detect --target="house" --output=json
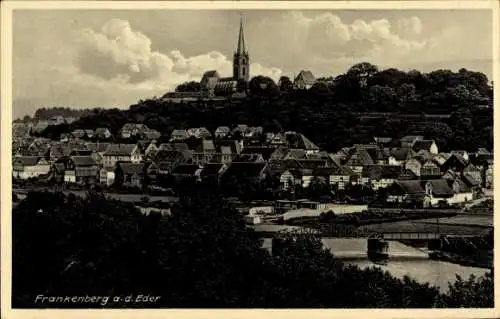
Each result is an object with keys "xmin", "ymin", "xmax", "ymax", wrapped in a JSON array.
[
  {"xmin": 94, "ymin": 128, "xmax": 112, "ymax": 140},
  {"xmin": 48, "ymin": 116, "xmax": 65, "ymax": 126},
  {"xmin": 144, "ymin": 141, "xmax": 159, "ymax": 159},
  {"xmin": 197, "ymin": 127, "xmax": 212, "ymax": 139},
  {"xmin": 484, "ymin": 160, "xmax": 493, "ymax": 188},
  {"xmin": 450, "ymin": 150, "xmax": 470, "ymax": 163},
  {"xmin": 153, "ymin": 149, "xmax": 193, "ymax": 175},
  {"xmin": 199, "ymin": 163, "xmax": 228, "ymax": 184},
  {"xmin": 60, "ymin": 133, "xmax": 71, "ymax": 143},
  {"xmin": 412, "ymin": 140, "xmax": 438, "ymax": 154},
  {"xmin": 388, "ymin": 179, "xmax": 473, "ymax": 207},
  {"xmin": 47, "ymin": 144, "xmax": 74, "ymax": 163},
  {"xmin": 84, "ymin": 130, "xmax": 95, "ymax": 139},
  {"xmin": 72, "ymin": 129, "xmax": 86, "ymax": 139},
  {"xmin": 462, "ymin": 164, "xmax": 483, "ymax": 188},
  {"xmin": 293, "ymin": 70, "xmax": 316, "ymax": 90},
  {"xmin": 243, "ymin": 126, "xmax": 264, "ymax": 138},
  {"xmin": 170, "ymin": 129, "xmax": 189, "ymax": 142},
  {"xmin": 221, "ymin": 162, "xmax": 269, "ymax": 186},
  {"xmin": 420, "ymin": 160, "xmax": 441, "ymax": 179},
  {"xmin": 241, "ymin": 146, "xmax": 278, "ymax": 162},
  {"xmin": 362, "ymin": 165, "xmax": 401, "ymax": 190},
  {"xmin": 269, "ymin": 132, "xmax": 287, "ymax": 146},
  {"xmin": 424, "ymin": 179, "xmax": 473, "ymax": 207},
  {"xmin": 215, "ymin": 126, "xmax": 231, "ymax": 139},
  {"xmin": 193, "ymin": 139, "xmax": 217, "ymax": 165},
  {"xmin": 441, "ymin": 154, "xmax": 468, "ymax": 173},
  {"xmin": 399, "ymin": 135, "xmax": 423, "ymax": 148},
  {"xmin": 285, "ymin": 132, "xmax": 320, "ymax": 155},
  {"xmin": 13, "ymin": 156, "xmax": 51, "ymax": 179},
  {"xmin": 405, "ymin": 157, "xmax": 423, "ymax": 177},
  {"xmin": 102, "ymin": 144, "xmax": 142, "ymax": 167},
  {"xmin": 32, "ymin": 121, "xmax": 49, "ymax": 134},
  {"xmin": 328, "ymin": 166, "xmax": 356, "ymax": 190},
  {"xmin": 171, "ymin": 164, "xmax": 202, "ymax": 183},
  {"xmin": 61, "ymin": 156, "xmax": 99, "ymax": 184},
  {"xmin": 142, "ymin": 130, "xmax": 161, "ymax": 140},
  {"xmin": 120, "ymin": 123, "xmax": 148, "ymax": 139},
  {"xmin": 232, "ymin": 153, "xmax": 265, "ymax": 163},
  {"xmin": 280, "ymin": 169, "xmax": 303, "ymax": 190},
  {"xmin": 99, "ymin": 167, "xmax": 116, "ymax": 186},
  {"xmin": 200, "ymin": 70, "xmax": 220, "ymax": 91},
  {"xmin": 387, "ymin": 147, "xmax": 415, "ymax": 166},
  {"xmin": 344, "ymin": 148, "xmax": 375, "ymax": 174},
  {"xmin": 387, "ymin": 180, "xmax": 426, "ymax": 206},
  {"xmin": 115, "ymin": 162, "xmax": 147, "ymax": 189}
]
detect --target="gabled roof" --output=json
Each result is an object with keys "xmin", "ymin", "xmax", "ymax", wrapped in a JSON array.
[
  {"xmin": 143, "ymin": 131, "xmax": 161, "ymax": 140},
  {"xmin": 196, "ymin": 139, "xmax": 215, "ymax": 152},
  {"xmin": 200, "ymin": 163, "xmax": 225, "ymax": 177},
  {"xmin": 13, "ymin": 156, "xmax": 42, "ymax": 166},
  {"xmin": 215, "ymin": 126, "xmax": 230, "ymax": 133},
  {"xmin": 202, "ymin": 70, "xmax": 219, "ymax": 78},
  {"xmin": 398, "ymin": 169, "xmax": 417, "ymax": 180},
  {"xmin": 345, "ymin": 148, "xmax": 375, "ymax": 166},
  {"xmin": 118, "ymin": 162, "xmax": 146, "ymax": 175},
  {"xmin": 395, "ymin": 180, "xmax": 425, "ymax": 195},
  {"xmin": 285, "ymin": 133, "xmax": 320, "ymax": 150},
  {"xmin": 373, "ymin": 137, "xmax": 393, "ymax": 144},
  {"xmin": 85, "ymin": 142, "xmax": 110, "ymax": 153},
  {"xmin": 426, "ymin": 179, "xmax": 453, "ymax": 197},
  {"xmin": 232, "ymin": 153, "xmax": 263, "ymax": 163},
  {"xmin": 284, "ymin": 149, "xmax": 307, "ymax": 160},
  {"xmin": 224, "ymin": 162, "xmax": 267, "ymax": 178},
  {"xmin": 296, "ymin": 159, "xmax": 326, "ymax": 170},
  {"xmin": 462, "ymin": 172, "xmax": 481, "ymax": 187},
  {"xmin": 390, "ymin": 147, "xmax": 414, "ymax": 161},
  {"xmin": 412, "ymin": 140, "xmax": 436, "ymax": 152},
  {"xmin": 241, "ymin": 146, "xmax": 277, "ymax": 161},
  {"xmin": 362, "ymin": 165, "xmax": 401, "ymax": 179},
  {"xmin": 282, "ymin": 169, "xmax": 304, "ymax": 179},
  {"xmin": 103, "ymin": 144, "xmax": 137, "ymax": 156},
  {"xmin": 71, "ymin": 156, "xmax": 97, "ymax": 167},
  {"xmin": 294, "ymin": 70, "xmax": 316, "ymax": 84}
]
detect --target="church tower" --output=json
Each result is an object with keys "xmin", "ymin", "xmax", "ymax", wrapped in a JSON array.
[{"xmin": 233, "ymin": 15, "xmax": 250, "ymax": 82}]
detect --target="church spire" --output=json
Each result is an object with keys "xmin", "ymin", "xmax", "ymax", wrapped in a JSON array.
[{"xmin": 237, "ymin": 14, "xmax": 246, "ymax": 55}]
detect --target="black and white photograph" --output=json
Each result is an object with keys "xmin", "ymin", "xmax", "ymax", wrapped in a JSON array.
[{"xmin": 1, "ymin": 0, "xmax": 498, "ymax": 316}]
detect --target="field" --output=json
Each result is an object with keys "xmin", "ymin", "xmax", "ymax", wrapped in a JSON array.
[{"xmin": 360, "ymin": 218, "xmax": 492, "ymax": 236}]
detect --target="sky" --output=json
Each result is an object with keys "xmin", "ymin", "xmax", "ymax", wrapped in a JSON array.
[{"xmin": 12, "ymin": 9, "xmax": 493, "ymax": 118}]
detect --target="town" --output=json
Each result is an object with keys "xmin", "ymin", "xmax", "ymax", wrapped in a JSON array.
[{"xmin": 10, "ymin": 11, "xmax": 494, "ymax": 309}]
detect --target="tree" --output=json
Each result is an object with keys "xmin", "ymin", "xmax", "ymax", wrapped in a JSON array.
[
  {"xmin": 248, "ymin": 76, "xmax": 280, "ymax": 97},
  {"xmin": 346, "ymin": 62, "xmax": 379, "ymax": 88},
  {"xmin": 278, "ymin": 76, "xmax": 293, "ymax": 92},
  {"xmin": 175, "ymin": 81, "xmax": 202, "ymax": 92}
]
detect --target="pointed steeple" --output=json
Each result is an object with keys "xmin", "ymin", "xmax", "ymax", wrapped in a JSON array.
[{"xmin": 236, "ymin": 14, "xmax": 246, "ymax": 55}]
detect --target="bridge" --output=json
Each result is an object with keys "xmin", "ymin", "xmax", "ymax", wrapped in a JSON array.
[{"xmin": 266, "ymin": 223, "xmax": 478, "ymax": 241}]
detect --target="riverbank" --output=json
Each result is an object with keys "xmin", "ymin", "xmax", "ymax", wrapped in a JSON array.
[{"xmin": 429, "ymin": 251, "xmax": 493, "ymax": 270}]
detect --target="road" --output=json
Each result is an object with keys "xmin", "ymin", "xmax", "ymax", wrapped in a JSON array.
[{"xmin": 13, "ymin": 188, "xmax": 178, "ymax": 203}]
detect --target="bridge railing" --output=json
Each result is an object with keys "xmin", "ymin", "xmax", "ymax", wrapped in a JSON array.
[{"xmin": 381, "ymin": 232, "xmax": 440, "ymax": 240}]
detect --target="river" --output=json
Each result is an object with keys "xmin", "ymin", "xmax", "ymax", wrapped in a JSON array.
[{"xmin": 262, "ymin": 237, "xmax": 489, "ymax": 293}]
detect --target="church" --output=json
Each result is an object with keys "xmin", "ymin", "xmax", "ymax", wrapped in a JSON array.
[{"xmin": 200, "ymin": 16, "xmax": 250, "ymax": 96}]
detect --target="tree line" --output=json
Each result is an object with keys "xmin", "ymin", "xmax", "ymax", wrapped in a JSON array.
[
  {"xmin": 13, "ymin": 184, "xmax": 493, "ymax": 308},
  {"xmin": 35, "ymin": 63, "xmax": 493, "ymax": 152}
]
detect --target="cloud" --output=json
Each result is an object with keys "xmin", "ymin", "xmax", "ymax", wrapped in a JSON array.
[
  {"xmin": 397, "ymin": 16, "xmax": 423, "ymax": 35},
  {"xmin": 75, "ymin": 18, "xmax": 282, "ymax": 89},
  {"xmin": 289, "ymin": 12, "xmax": 428, "ymax": 61}
]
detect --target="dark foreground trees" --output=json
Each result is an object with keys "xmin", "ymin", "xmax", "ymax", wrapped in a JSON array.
[{"xmin": 12, "ymin": 187, "xmax": 494, "ymax": 308}]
